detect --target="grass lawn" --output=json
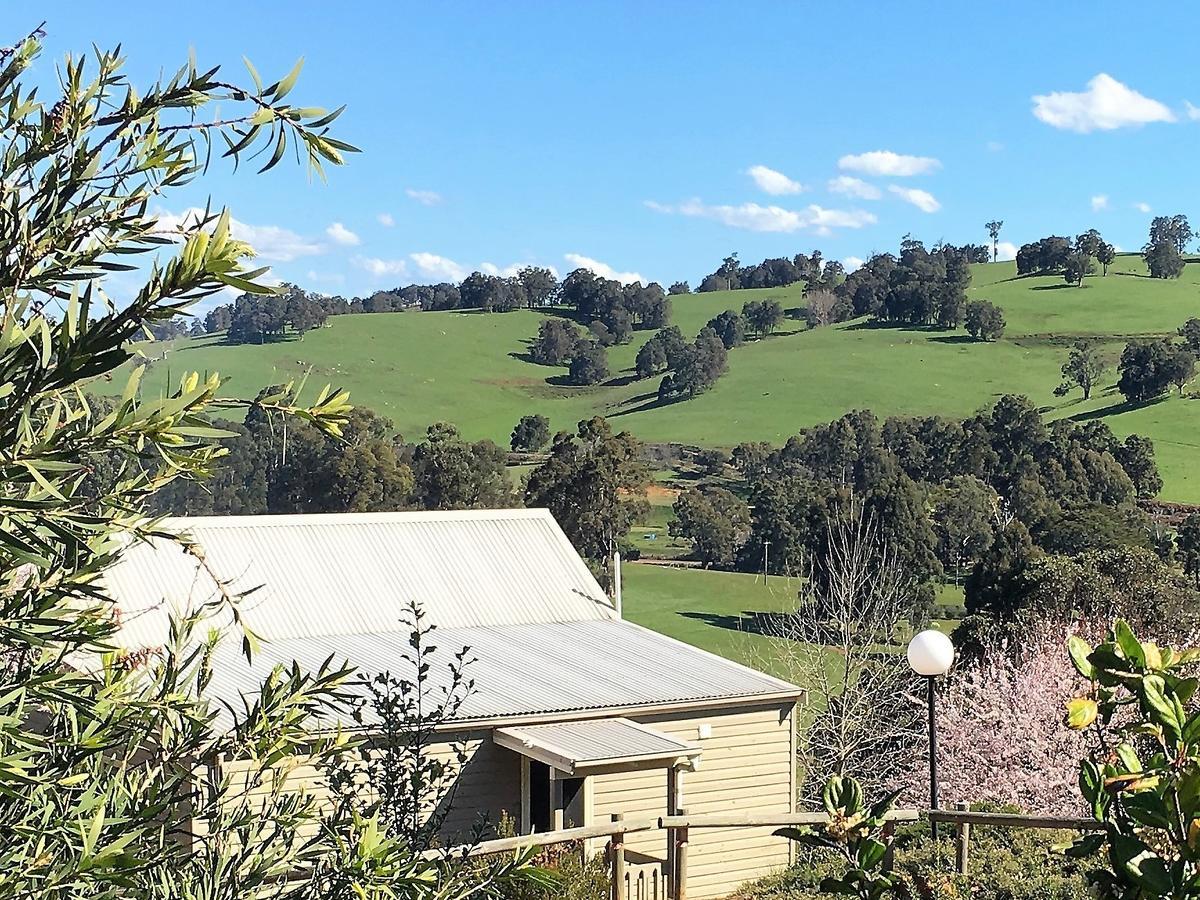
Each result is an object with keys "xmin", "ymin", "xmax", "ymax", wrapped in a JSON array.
[
  {"xmin": 109, "ymin": 254, "xmax": 1200, "ymax": 501},
  {"xmin": 621, "ymin": 562, "xmax": 965, "ymax": 680},
  {"xmin": 620, "ymin": 562, "xmax": 803, "ymax": 674}
]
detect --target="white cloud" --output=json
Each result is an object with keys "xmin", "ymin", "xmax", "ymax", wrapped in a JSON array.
[
  {"xmin": 352, "ymin": 255, "xmax": 409, "ymax": 278},
  {"xmin": 563, "ymin": 253, "xmax": 644, "ymax": 285},
  {"xmin": 887, "ymin": 185, "xmax": 940, "ymax": 213},
  {"xmin": 481, "ymin": 262, "xmax": 516, "ymax": 277},
  {"xmin": 377, "ymin": 212, "xmax": 395, "ymax": 227},
  {"xmin": 995, "ymin": 241, "xmax": 1018, "ymax": 262},
  {"xmin": 842, "ymin": 256, "xmax": 864, "ymax": 273},
  {"xmin": 1091, "ymin": 194, "xmax": 1110, "ymax": 212},
  {"xmin": 152, "ymin": 207, "xmax": 324, "ymax": 262},
  {"xmin": 325, "ymin": 221, "xmax": 360, "ymax": 246},
  {"xmin": 1187, "ymin": 101, "xmax": 1200, "ymax": 121},
  {"xmin": 1134, "ymin": 201, "xmax": 1152, "ymax": 213},
  {"xmin": 746, "ymin": 164, "xmax": 804, "ymax": 196},
  {"xmin": 827, "ymin": 176, "xmax": 882, "ymax": 200},
  {"xmin": 1032, "ymin": 73, "xmax": 1175, "ymax": 133},
  {"xmin": 838, "ymin": 150, "xmax": 941, "ymax": 177},
  {"xmin": 645, "ymin": 197, "xmax": 876, "ymax": 234},
  {"xmin": 406, "ymin": 188, "xmax": 443, "ymax": 206},
  {"xmin": 410, "ymin": 252, "xmax": 468, "ymax": 282}
]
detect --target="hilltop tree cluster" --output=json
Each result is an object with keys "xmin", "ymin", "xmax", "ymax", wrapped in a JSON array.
[
  {"xmin": 696, "ymin": 250, "xmax": 835, "ymax": 293},
  {"xmin": 1015, "ymin": 229, "xmax": 1115, "ymax": 283},
  {"xmin": 191, "ymin": 267, "xmax": 565, "ymax": 346},
  {"xmin": 1143, "ymin": 214, "xmax": 1192, "ymax": 279},
  {"xmin": 560, "ymin": 268, "xmax": 671, "ymax": 340},
  {"xmin": 834, "ymin": 237, "xmax": 974, "ymax": 328}
]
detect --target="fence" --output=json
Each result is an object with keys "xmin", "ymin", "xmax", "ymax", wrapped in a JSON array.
[
  {"xmin": 444, "ymin": 806, "xmax": 1103, "ymax": 900},
  {"xmin": 929, "ymin": 803, "xmax": 1104, "ymax": 876}
]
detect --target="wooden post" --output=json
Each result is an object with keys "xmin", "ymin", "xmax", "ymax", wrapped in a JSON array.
[
  {"xmin": 610, "ymin": 813, "xmax": 625, "ymax": 900},
  {"xmin": 881, "ymin": 819, "xmax": 895, "ymax": 873},
  {"xmin": 955, "ymin": 802, "xmax": 970, "ymax": 875},
  {"xmin": 675, "ymin": 807, "xmax": 689, "ymax": 900},
  {"xmin": 666, "ymin": 766, "xmax": 680, "ymax": 899},
  {"xmin": 551, "ymin": 773, "xmax": 565, "ymax": 831}
]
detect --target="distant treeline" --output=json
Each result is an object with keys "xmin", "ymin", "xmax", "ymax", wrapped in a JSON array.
[
  {"xmin": 694, "ymin": 242, "xmax": 991, "ymax": 295},
  {"xmin": 157, "ymin": 265, "xmax": 681, "ymax": 347}
]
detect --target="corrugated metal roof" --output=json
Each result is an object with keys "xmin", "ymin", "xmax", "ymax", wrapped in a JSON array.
[
  {"xmin": 101, "ymin": 510, "xmax": 613, "ymax": 648},
  {"xmin": 495, "ymin": 718, "xmax": 699, "ymax": 773},
  {"xmin": 203, "ymin": 619, "xmax": 801, "ymax": 729}
]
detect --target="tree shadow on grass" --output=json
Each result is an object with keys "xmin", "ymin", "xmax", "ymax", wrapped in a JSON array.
[
  {"xmin": 603, "ymin": 372, "xmax": 641, "ymax": 388},
  {"xmin": 178, "ymin": 333, "xmax": 298, "ymax": 352},
  {"xmin": 844, "ymin": 320, "xmax": 941, "ymax": 336},
  {"xmin": 609, "ymin": 393, "xmax": 681, "ymax": 418},
  {"xmin": 1031, "ymin": 283, "xmax": 1077, "ymax": 291},
  {"xmin": 927, "ymin": 334, "xmax": 977, "ymax": 345},
  {"xmin": 508, "ymin": 348, "xmax": 565, "ymax": 368},
  {"xmin": 679, "ymin": 610, "xmax": 791, "ymax": 637},
  {"xmin": 1066, "ymin": 394, "xmax": 1169, "ymax": 423}
]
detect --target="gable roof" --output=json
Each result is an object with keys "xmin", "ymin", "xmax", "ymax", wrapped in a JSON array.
[{"xmin": 102, "ymin": 509, "xmax": 613, "ymax": 649}]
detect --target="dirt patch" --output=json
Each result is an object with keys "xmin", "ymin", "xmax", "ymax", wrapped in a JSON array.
[{"xmin": 645, "ymin": 484, "xmax": 681, "ymax": 504}]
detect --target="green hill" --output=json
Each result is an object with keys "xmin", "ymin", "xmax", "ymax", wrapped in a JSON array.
[{"xmin": 120, "ymin": 254, "xmax": 1200, "ymax": 501}]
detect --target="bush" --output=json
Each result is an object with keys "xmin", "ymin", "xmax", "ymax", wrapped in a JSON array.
[
  {"xmin": 492, "ymin": 814, "xmax": 608, "ymax": 900},
  {"xmin": 735, "ymin": 817, "xmax": 1093, "ymax": 900}
]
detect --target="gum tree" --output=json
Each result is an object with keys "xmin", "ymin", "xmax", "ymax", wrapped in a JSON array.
[{"xmin": 0, "ymin": 27, "xmax": 531, "ymax": 900}]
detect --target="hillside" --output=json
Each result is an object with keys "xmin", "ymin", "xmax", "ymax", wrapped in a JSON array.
[{"xmin": 121, "ymin": 254, "xmax": 1200, "ymax": 501}]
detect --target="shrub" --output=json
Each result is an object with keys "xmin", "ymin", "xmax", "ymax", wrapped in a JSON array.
[
  {"xmin": 1066, "ymin": 621, "xmax": 1200, "ymax": 898},
  {"xmin": 739, "ymin": 814, "xmax": 1093, "ymax": 900}
]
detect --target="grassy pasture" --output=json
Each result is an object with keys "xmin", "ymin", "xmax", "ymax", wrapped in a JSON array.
[{"xmin": 116, "ymin": 255, "xmax": 1200, "ymax": 500}]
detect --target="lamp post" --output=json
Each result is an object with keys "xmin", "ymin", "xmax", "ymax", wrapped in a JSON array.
[{"xmin": 906, "ymin": 629, "xmax": 955, "ymax": 840}]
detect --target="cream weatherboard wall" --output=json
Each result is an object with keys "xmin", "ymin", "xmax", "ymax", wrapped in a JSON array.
[
  {"xmin": 596, "ymin": 703, "xmax": 797, "ymax": 899},
  {"xmin": 219, "ymin": 703, "xmax": 795, "ymax": 900},
  {"xmin": 218, "ymin": 730, "xmax": 522, "ymax": 844}
]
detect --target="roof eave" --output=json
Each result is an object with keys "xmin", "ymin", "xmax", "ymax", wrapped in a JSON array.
[{"xmin": 433, "ymin": 688, "xmax": 805, "ymax": 732}]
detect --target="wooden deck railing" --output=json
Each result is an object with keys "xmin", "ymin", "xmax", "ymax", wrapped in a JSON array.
[{"xmin": 438, "ymin": 806, "xmax": 1101, "ymax": 899}]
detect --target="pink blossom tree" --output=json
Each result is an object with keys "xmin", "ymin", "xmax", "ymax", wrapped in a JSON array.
[{"xmin": 926, "ymin": 625, "xmax": 1107, "ymax": 814}]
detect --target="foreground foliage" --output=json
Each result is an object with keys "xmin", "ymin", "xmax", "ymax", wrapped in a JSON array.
[
  {"xmin": 0, "ymin": 27, "xmax": 531, "ymax": 900},
  {"xmin": 1067, "ymin": 621, "xmax": 1200, "ymax": 898},
  {"xmin": 774, "ymin": 776, "xmax": 903, "ymax": 900}
]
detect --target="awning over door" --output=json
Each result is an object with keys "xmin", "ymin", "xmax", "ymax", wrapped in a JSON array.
[{"xmin": 495, "ymin": 717, "xmax": 701, "ymax": 776}]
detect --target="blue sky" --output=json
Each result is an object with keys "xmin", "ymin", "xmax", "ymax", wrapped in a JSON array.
[{"xmin": 25, "ymin": 2, "xmax": 1200, "ymax": 298}]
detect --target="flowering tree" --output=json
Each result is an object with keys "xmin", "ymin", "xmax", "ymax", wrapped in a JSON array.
[{"xmin": 930, "ymin": 626, "xmax": 1110, "ymax": 814}]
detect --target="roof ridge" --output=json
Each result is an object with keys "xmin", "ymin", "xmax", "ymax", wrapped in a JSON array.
[{"xmin": 158, "ymin": 508, "xmax": 555, "ymax": 528}]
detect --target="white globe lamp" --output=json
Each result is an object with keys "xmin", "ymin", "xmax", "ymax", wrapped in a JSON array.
[{"xmin": 907, "ymin": 629, "xmax": 955, "ymax": 677}]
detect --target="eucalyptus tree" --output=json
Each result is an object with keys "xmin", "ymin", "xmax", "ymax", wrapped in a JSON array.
[
  {"xmin": 985, "ymin": 219, "xmax": 1004, "ymax": 262},
  {"xmin": 0, "ymin": 27, "xmax": 531, "ymax": 900}
]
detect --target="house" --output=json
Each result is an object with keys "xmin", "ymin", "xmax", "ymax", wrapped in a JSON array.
[{"xmin": 102, "ymin": 509, "xmax": 802, "ymax": 898}]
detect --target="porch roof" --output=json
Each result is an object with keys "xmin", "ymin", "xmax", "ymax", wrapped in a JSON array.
[{"xmin": 495, "ymin": 717, "xmax": 700, "ymax": 775}]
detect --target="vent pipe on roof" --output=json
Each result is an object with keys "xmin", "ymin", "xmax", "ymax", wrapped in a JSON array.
[{"xmin": 613, "ymin": 551, "xmax": 622, "ymax": 619}]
